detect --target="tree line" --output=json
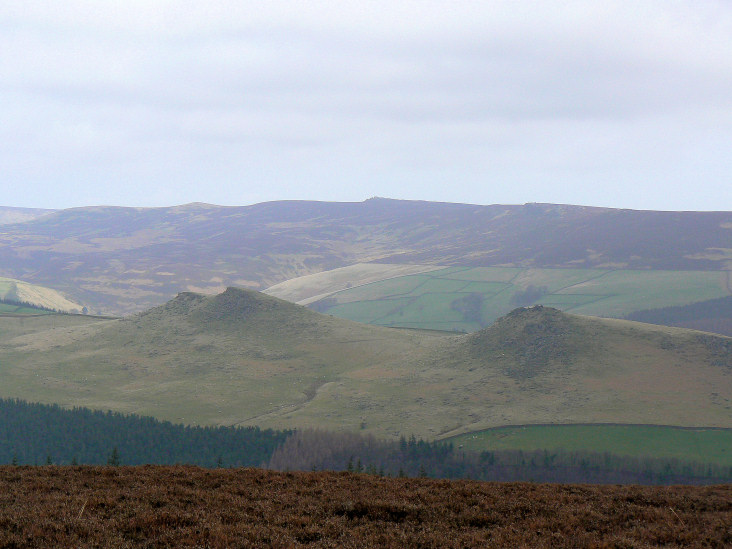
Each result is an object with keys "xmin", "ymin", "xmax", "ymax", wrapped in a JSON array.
[
  {"xmin": 3, "ymin": 399, "xmax": 730, "ymax": 484},
  {"xmin": 0, "ymin": 399, "xmax": 289, "ymax": 467},
  {"xmin": 625, "ymin": 296, "xmax": 732, "ymax": 337},
  {"xmin": 268, "ymin": 429, "xmax": 732, "ymax": 486}
]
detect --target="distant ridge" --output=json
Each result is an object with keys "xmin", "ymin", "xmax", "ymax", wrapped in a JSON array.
[
  {"xmin": 0, "ymin": 206, "xmax": 54, "ymax": 225},
  {"xmin": 0, "ymin": 199, "xmax": 729, "ymax": 315}
]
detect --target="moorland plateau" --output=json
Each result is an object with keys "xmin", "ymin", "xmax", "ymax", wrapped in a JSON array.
[{"xmin": 1, "ymin": 466, "xmax": 729, "ymax": 548}]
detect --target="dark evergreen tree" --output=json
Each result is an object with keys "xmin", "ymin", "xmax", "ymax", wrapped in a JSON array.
[
  {"xmin": 0, "ymin": 398, "xmax": 289, "ymax": 467},
  {"xmin": 107, "ymin": 446, "xmax": 120, "ymax": 466}
]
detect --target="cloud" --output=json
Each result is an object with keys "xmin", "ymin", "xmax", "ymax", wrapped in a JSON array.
[{"xmin": 1, "ymin": 1, "xmax": 731, "ymax": 209}]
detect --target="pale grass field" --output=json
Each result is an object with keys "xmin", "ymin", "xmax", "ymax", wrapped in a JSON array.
[
  {"xmin": 0, "ymin": 277, "xmax": 83, "ymax": 312},
  {"xmin": 263, "ymin": 262, "xmax": 445, "ymax": 304}
]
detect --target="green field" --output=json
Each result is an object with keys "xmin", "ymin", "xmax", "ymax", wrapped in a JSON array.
[
  {"xmin": 444, "ymin": 425, "xmax": 732, "ymax": 466},
  {"xmin": 310, "ymin": 267, "xmax": 730, "ymax": 332}
]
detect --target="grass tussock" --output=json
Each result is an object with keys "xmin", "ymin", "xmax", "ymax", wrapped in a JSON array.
[{"xmin": 0, "ymin": 466, "xmax": 729, "ymax": 548}]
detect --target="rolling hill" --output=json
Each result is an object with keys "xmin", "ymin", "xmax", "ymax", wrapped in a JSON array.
[
  {"xmin": 0, "ymin": 199, "xmax": 730, "ymax": 316},
  {"xmin": 0, "ymin": 206, "xmax": 54, "ymax": 225},
  {"xmin": 0, "ymin": 288, "xmax": 729, "ymax": 439}
]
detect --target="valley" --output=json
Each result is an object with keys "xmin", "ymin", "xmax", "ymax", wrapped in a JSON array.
[
  {"xmin": 0, "ymin": 199, "xmax": 730, "ymax": 478},
  {"xmin": 0, "ymin": 200, "xmax": 730, "ymax": 317},
  {"xmin": 5, "ymin": 4, "xmax": 732, "ymax": 541}
]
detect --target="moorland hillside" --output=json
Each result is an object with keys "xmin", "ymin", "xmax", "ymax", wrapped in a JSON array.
[
  {"xmin": 0, "ymin": 199, "xmax": 730, "ymax": 315},
  {"xmin": 1, "ymin": 466, "xmax": 729, "ymax": 548},
  {"xmin": 0, "ymin": 288, "xmax": 729, "ymax": 438}
]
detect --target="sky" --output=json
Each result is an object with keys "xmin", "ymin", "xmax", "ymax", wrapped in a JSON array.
[{"xmin": 2, "ymin": 1, "xmax": 731, "ymax": 211}]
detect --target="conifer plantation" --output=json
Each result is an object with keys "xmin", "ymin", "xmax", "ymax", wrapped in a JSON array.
[
  {"xmin": 2, "ymin": 399, "xmax": 730, "ymax": 485},
  {"xmin": 0, "ymin": 399, "xmax": 287, "ymax": 468}
]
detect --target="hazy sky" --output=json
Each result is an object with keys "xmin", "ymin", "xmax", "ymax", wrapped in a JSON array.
[{"xmin": 2, "ymin": 1, "xmax": 731, "ymax": 211}]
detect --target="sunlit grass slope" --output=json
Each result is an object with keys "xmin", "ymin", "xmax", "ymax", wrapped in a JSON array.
[
  {"xmin": 0, "ymin": 277, "xmax": 84, "ymax": 313},
  {"xmin": 299, "ymin": 266, "xmax": 730, "ymax": 332}
]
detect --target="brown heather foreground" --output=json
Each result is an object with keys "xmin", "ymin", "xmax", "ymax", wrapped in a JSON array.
[{"xmin": 0, "ymin": 466, "xmax": 730, "ymax": 548}]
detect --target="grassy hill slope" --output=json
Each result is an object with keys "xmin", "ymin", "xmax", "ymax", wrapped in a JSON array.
[
  {"xmin": 288, "ymin": 265, "xmax": 731, "ymax": 332},
  {"xmin": 263, "ymin": 263, "xmax": 445, "ymax": 304},
  {"xmin": 0, "ymin": 277, "xmax": 85, "ymax": 313},
  {"xmin": 0, "ymin": 288, "xmax": 438, "ymax": 432},
  {"xmin": 1, "ymin": 199, "xmax": 730, "ymax": 315},
  {"xmin": 0, "ymin": 289, "xmax": 729, "ymax": 438}
]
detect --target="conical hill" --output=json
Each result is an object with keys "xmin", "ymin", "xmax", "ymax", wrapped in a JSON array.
[{"xmin": 0, "ymin": 290, "xmax": 730, "ymax": 437}]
